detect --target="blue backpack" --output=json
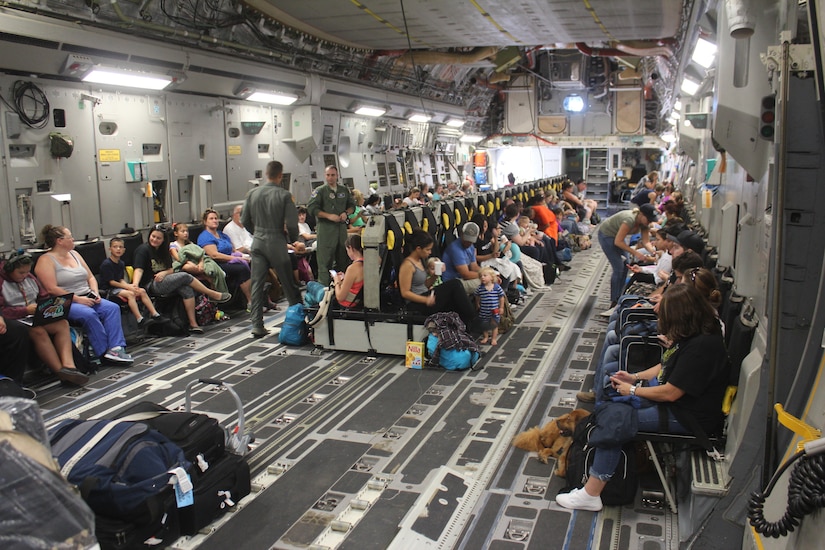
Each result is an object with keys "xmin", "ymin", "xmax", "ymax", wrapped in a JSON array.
[
  {"xmin": 426, "ymin": 333, "xmax": 479, "ymax": 371},
  {"xmin": 303, "ymin": 281, "xmax": 327, "ymax": 307},
  {"xmin": 279, "ymin": 303, "xmax": 308, "ymax": 346},
  {"xmin": 48, "ymin": 419, "xmax": 190, "ymax": 517}
]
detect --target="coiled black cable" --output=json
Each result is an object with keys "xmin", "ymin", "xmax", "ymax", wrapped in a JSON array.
[
  {"xmin": 7, "ymin": 80, "xmax": 50, "ymax": 129},
  {"xmin": 748, "ymin": 449, "xmax": 825, "ymax": 537}
]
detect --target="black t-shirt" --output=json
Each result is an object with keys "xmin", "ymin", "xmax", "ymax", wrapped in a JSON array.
[
  {"xmin": 630, "ymin": 190, "xmax": 652, "ymax": 208},
  {"xmin": 99, "ymin": 258, "xmax": 124, "ymax": 291},
  {"xmin": 133, "ymin": 243, "xmax": 170, "ymax": 288},
  {"xmin": 662, "ymin": 333, "xmax": 730, "ymax": 434},
  {"xmin": 474, "ymin": 236, "xmax": 495, "ymax": 258}
]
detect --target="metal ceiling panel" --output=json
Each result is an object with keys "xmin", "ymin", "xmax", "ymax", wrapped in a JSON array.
[{"xmin": 245, "ymin": 0, "xmax": 682, "ymax": 49}]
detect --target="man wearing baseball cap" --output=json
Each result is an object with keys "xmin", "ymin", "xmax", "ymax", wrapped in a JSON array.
[
  {"xmin": 667, "ymin": 229, "xmax": 705, "ymax": 256},
  {"xmin": 442, "ymin": 221, "xmax": 483, "ymax": 294}
]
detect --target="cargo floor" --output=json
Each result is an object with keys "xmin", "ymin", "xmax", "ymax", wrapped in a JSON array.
[{"xmin": 32, "ymin": 239, "xmax": 680, "ymax": 550}]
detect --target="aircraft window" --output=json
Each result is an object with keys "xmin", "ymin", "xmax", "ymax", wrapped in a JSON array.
[
  {"xmin": 99, "ymin": 121, "xmax": 118, "ymax": 135},
  {"xmin": 228, "ymin": 127, "xmax": 240, "ymax": 138},
  {"xmin": 258, "ymin": 144, "xmax": 270, "ymax": 153}
]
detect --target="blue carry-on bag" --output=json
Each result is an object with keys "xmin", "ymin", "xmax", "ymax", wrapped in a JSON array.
[{"xmin": 48, "ymin": 418, "xmax": 191, "ymax": 518}]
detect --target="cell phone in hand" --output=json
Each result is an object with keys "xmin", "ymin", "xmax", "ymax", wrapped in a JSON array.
[{"xmin": 329, "ymin": 270, "xmax": 337, "ymax": 279}]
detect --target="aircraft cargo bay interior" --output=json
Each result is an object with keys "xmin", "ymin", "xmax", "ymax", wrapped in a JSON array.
[{"xmin": 1, "ymin": 1, "xmax": 825, "ymax": 550}]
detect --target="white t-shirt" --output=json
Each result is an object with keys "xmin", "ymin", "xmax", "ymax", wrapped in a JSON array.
[
  {"xmin": 223, "ymin": 220, "xmax": 253, "ymax": 251},
  {"xmin": 640, "ymin": 251, "xmax": 672, "ymax": 285}
]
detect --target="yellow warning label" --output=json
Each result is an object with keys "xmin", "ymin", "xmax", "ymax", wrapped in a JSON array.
[
  {"xmin": 227, "ymin": 145, "xmax": 242, "ymax": 155},
  {"xmin": 98, "ymin": 149, "xmax": 121, "ymax": 162}
]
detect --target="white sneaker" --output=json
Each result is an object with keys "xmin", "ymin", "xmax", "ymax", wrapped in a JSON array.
[
  {"xmin": 556, "ymin": 487, "xmax": 603, "ymax": 511},
  {"xmin": 104, "ymin": 347, "xmax": 134, "ymax": 363},
  {"xmin": 599, "ymin": 306, "xmax": 616, "ymax": 318}
]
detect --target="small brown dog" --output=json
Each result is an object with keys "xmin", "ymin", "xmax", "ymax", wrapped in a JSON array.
[{"xmin": 512, "ymin": 409, "xmax": 590, "ymax": 476}]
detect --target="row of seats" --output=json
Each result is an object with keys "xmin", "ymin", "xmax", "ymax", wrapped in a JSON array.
[
  {"xmin": 598, "ymin": 204, "xmax": 761, "ymax": 541},
  {"xmin": 308, "ymin": 177, "xmax": 570, "ymax": 354}
]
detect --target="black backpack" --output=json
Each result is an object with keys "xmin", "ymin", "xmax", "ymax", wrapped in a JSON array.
[{"xmin": 561, "ymin": 414, "xmax": 638, "ymax": 506}]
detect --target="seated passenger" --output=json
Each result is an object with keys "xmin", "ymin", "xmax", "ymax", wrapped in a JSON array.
[
  {"xmin": 333, "ymin": 234, "xmax": 364, "ymax": 309},
  {"xmin": 623, "ymin": 228, "xmax": 673, "ymax": 293},
  {"xmin": 170, "ymin": 223, "xmax": 229, "ymax": 294},
  {"xmin": 197, "ymin": 208, "xmax": 252, "ymax": 308},
  {"xmin": 297, "ymin": 206, "xmax": 317, "ymax": 248},
  {"xmin": 35, "ymin": 225, "xmax": 133, "ymax": 364},
  {"xmin": 348, "ymin": 189, "xmax": 368, "ymax": 233},
  {"xmin": 133, "ymin": 227, "xmax": 231, "ymax": 334},
  {"xmin": 399, "ymin": 230, "xmax": 476, "ymax": 327},
  {"xmin": 431, "ymin": 183, "xmax": 444, "ymax": 202},
  {"xmin": 100, "ymin": 237, "xmax": 165, "ymax": 327},
  {"xmin": 580, "ymin": 250, "xmax": 710, "ymax": 404},
  {"xmin": 0, "ymin": 314, "xmax": 35, "ymax": 395},
  {"xmin": 471, "ymin": 214, "xmax": 517, "ymax": 291},
  {"xmin": 557, "ymin": 284, "xmax": 729, "ymax": 511},
  {"xmin": 525, "ymin": 194, "xmax": 558, "ymax": 245},
  {"xmin": 402, "ymin": 187, "xmax": 422, "ymax": 207},
  {"xmin": 630, "ymin": 182, "xmax": 664, "ymax": 208},
  {"xmin": 362, "ymin": 194, "xmax": 383, "ymax": 217},
  {"xmin": 561, "ymin": 180, "xmax": 588, "ymax": 223},
  {"xmin": 575, "ymin": 179, "xmax": 599, "ymax": 224},
  {"xmin": 442, "ymin": 222, "xmax": 482, "ymax": 295},
  {"xmin": 0, "ymin": 252, "xmax": 88, "ymax": 386},
  {"xmin": 223, "ymin": 204, "xmax": 253, "ymax": 254}
]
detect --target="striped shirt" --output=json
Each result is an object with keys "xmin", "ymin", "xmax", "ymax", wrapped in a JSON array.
[{"xmin": 475, "ymin": 283, "xmax": 504, "ymax": 320}]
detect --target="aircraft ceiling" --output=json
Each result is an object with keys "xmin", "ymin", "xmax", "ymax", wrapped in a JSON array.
[
  {"xmin": 2, "ymin": 1, "xmax": 706, "ymax": 137},
  {"xmin": 242, "ymin": 0, "xmax": 683, "ymax": 49}
]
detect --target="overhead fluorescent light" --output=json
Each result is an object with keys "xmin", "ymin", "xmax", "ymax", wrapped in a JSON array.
[
  {"xmin": 681, "ymin": 78, "xmax": 700, "ymax": 96},
  {"xmin": 691, "ymin": 38, "xmax": 717, "ymax": 69},
  {"xmin": 459, "ymin": 134, "xmax": 484, "ymax": 143},
  {"xmin": 354, "ymin": 105, "xmax": 387, "ymax": 117},
  {"xmin": 235, "ymin": 82, "xmax": 299, "ymax": 105},
  {"xmin": 408, "ymin": 113, "xmax": 431, "ymax": 123},
  {"xmin": 246, "ymin": 91, "xmax": 298, "ymax": 105},
  {"xmin": 446, "ymin": 118, "xmax": 465, "ymax": 127},
  {"xmin": 82, "ymin": 67, "xmax": 173, "ymax": 90}
]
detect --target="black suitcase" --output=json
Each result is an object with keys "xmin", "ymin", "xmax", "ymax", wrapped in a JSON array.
[
  {"xmin": 116, "ymin": 401, "xmax": 226, "ymax": 467},
  {"xmin": 94, "ymin": 487, "xmax": 181, "ymax": 550},
  {"xmin": 178, "ymin": 452, "xmax": 251, "ymax": 535}
]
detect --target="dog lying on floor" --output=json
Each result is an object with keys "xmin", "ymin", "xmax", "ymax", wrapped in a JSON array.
[{"xmin": 511, "ymin": 409, "xmax": 590, "ymax": 476}]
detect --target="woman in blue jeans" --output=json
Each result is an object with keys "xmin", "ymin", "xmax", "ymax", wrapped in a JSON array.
[
  {"xmin": 557, "ymin": 284, "xmax": 729, "ymax": 511},
  {"xmin": 596, "ymin": 204, "xmax": 659, "ymax": 308}
]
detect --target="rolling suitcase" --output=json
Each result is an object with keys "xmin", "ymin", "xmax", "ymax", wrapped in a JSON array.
[
  {"xmin": 178, "ymin": 452, "xmax": 251, "ymax": 535},
  {"xmin": 93, "ymin": 487, "xmax": 181, "ymax": 550},
  {"xmin": 115, "ymin": 402, "xmax": 226, "ymax": 468}
]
